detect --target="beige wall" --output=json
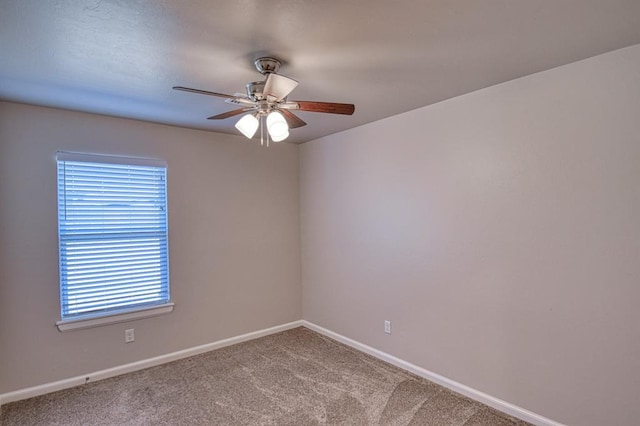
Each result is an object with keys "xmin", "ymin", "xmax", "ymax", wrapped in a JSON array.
[
  {"xmin": 300, "ymin": 45, "xmax": 640, "ymax": 426},
  {"xmin": 0, "ymin": 102, "xmax": 301, "ymax": 393},
  {"xmin": 3, "ymin": 44, "xmax": 640, "ymax": 425}
]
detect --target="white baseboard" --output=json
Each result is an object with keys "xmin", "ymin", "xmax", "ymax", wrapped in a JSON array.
[
  {"xmin": 0, "ymin": 320, "xmax": 303, "ymax": 406},
  {"xmin": 301, "ymin": 320, "xmax": 564, "ymax": 426},
  {"xmin": 1, "ymin": 319, "xmax": 564, "ymax": 426}
]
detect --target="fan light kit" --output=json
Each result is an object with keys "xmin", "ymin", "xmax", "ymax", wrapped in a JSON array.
[{"xmin": 173, "ymin": 57, "xmax": 355, "ymax": 146}]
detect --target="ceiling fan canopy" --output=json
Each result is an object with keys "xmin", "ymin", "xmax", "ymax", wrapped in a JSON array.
[{"xmin": 173, "ymin": 57, "xmax": 355, "ymax": 145}]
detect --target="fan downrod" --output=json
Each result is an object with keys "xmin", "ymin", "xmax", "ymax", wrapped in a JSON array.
[{"xmin": 254, "ymin": 57, "xmax": 281, "ymax": 75}]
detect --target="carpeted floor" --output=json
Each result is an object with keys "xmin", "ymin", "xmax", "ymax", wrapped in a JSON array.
[{"xmin": 0, "ymin": 327, "xmax": 531, "ymax": 425}]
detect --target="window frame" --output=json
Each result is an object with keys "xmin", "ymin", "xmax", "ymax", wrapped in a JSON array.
[{"xmin": 55, "ymin": 152, "xmax": 173, "ymax": 331}]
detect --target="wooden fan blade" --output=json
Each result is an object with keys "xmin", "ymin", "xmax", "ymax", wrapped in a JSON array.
[
  {"xmin": 207, "ymin": 108, "xmax": 250, "ymax": 120},
  {"xmin": 280, "ymin": 109, "xmax": 307, "ymax": 128},
  {"xmin": 173, "ymin": 86, "xmax": 235, "ymax": 99},
  {"xmin": 290, "ymin": 101, "xmax": 355, "ymax": 115},
  {"xmin": 263, "ymin": 74, "xmax": 299, "ymax": 101},
  {"xmin": 226, "ymin": 97, "xmax": 256, "ymax": 107}
]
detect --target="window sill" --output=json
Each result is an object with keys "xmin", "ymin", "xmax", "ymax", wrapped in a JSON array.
[{"xmin": 56, "ymin": 303, "xmax": 175, "ymax": 332}]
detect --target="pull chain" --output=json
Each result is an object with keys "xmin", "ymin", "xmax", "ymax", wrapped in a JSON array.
[{"xmin": 260, "ymin": 115, "xmax": 264, "ymax": 146}]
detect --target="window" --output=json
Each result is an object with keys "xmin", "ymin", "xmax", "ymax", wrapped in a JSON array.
[{"xmin": 56, "ymin": 152, "xmax": 172, "ymax": 331}]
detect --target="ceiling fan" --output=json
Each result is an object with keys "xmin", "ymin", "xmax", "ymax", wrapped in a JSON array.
[{"xmin": 173, "ymin": 57, "xmax": 355, "ymax": 145}]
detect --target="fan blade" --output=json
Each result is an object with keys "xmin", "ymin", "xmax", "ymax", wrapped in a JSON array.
[
  {"xmin": 173, "ymin": 86, "xmax": 235, "ymax": 99},
  {"xmin": 225, "ymin": 97, "xmax": 256, "ymax": 107},
  {"xmin": 263, "ymin": 74, "xmax": 299, "ymax": 101},
  {"xmin": 207, "ymin": 108, "xmax": 251, "ymax": 120},
  {"xmin": 291, "ymin": 101, "xmax": 355, "ymax": 115},
  {"xmin": 280, "ymin": 109, "xmax": 307, "ymax": 128}
]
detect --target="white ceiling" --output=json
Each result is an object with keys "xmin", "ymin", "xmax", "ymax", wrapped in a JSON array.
[{"xmin": 1, "ymin": 1, "xmax": 640, "ymax": 144}]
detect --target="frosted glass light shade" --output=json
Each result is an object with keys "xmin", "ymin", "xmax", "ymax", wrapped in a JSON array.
[
  {"xmin": 235, "ymin": 114, "xmax": 259, "ymax": 139},
  {"xmin": 267, "ymin": 111, "xmax": 289, "ymax": 141},
  {"xmin": 270, "ymin": 129, "xmax": 289, "ymax": 142}
]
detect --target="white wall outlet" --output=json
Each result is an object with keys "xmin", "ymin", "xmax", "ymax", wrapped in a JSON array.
[
  {"xmin": 125, "ymin": 328, "xmax": 135, "ymax": 343},
  {"xmin": 384, "ymin": 320, "xmax": 391, "ymax": 334}
]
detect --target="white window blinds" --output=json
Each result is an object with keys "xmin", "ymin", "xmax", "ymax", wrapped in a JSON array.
[{"xmin": 57, "ymin": 152, "xmax": 169, "ymax": 320}]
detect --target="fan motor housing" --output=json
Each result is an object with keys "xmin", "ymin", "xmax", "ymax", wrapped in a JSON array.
[{"xmin": 246, "ymin": 81, "xmax": 265, "ymax": 101}]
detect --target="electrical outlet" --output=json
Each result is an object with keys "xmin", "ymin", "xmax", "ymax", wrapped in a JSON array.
[
  {"xmin": 384, "ymin": 320, "xmax": 391, "ymax": 334},
  {"xmin": 125, "ymin": 328, "xmax": 135, "ymax": 343}
]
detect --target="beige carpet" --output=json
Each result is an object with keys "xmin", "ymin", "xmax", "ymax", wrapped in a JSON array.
[{"xmin": 0, "ymin": 327, "xmax": 531, "ymax": 425}]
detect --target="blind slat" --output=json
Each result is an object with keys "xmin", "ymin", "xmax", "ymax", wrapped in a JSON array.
[{"xmin": 62, "ymin": 279, "xmax": 168, "ymax": 295}]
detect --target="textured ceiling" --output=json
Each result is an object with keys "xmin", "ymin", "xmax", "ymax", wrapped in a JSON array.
[{"xmin": 1, "ymin": 1, "xmax": 640, "ymax": 144}]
